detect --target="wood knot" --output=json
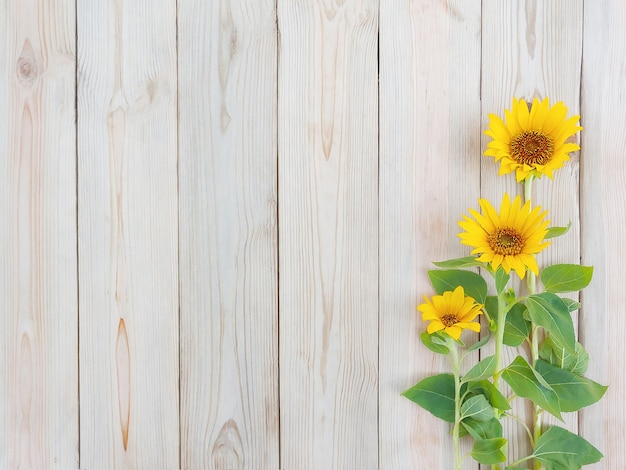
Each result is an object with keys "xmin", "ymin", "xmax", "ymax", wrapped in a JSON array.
[
  {"xmin": 212, "ymin": 419, "xmax": 244, "ymax": 468},
  {"xmin": 17, "ymin": 56, "xmax": 38, "ymax": 87}
]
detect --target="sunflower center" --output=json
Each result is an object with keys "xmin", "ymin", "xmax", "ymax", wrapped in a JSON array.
[
  {"xmin": 510, "ymin": 130, "xmax": 554, "ymax": 166},
  {"xmin": 440, "ymin": 313, "xmax": 459, "ymax": 327},
  {"xmin": 488, "ymin": 227, "xmax": 525, "ymax": 256}
]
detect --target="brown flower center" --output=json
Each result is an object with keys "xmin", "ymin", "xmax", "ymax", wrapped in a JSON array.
[
  {"xmin": 441, "ymin": 313, "xmax": 459, "ymax": 327},
  {"xmin": 488, "ymin": 227, "xmax": 524, "ymax": 256},
  {"xmin": 510, "ymin": 130, "xmax": 554, "ymax": 166}
]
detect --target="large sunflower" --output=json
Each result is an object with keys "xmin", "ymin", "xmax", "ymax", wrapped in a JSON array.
[
  {"xmin": 418, "ymin": 286, "xmax": 482, "ymax": 340},
  {"xmin": 458, "ymin": 193, "xmax": 550, "ymax": 279},
  {"xmin": 484, "ymin": 97, "xmax": 582, "ymax": 182}
]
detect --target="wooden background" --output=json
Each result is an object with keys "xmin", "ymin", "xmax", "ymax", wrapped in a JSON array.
[{"xmin": 1, "ymin": 0, "xmax": 624, "ymax": 469}]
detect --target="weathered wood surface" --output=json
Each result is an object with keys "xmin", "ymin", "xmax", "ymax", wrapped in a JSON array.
[
  {"xmin": 77, "ymin": 0, "xmax": 179, "ymax": 467},
  {"xmin": 0, "ymin": 1, "xmax": 624, "ymax": 469},
  {"xmin": 277, "ymin": 1, "xmax": 379, "ymax": 468},
  {"xmin": 178, "ymin": 0, "xmax": 279, "ymax": 468},
  {"xmin": 0, "ymin": 0, "xmax": 78, "ymax": 468},
  {"xmin": 379, "ymin": 1, "xmax": 481, "ymax": 468}
]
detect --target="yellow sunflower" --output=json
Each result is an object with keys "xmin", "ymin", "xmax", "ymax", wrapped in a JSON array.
[
  {"xmin": 458, "ymin": 193, "xmax": 550, "ymax": 279},
  {"xmin": 484, "ymin": 97, "xmax": 582, "ymax": 182},
  {"xmin": 418, "ymin": 286, "xmax": 482, "ymax": 340}
]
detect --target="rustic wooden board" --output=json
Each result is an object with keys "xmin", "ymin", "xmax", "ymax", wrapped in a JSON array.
[
  {"xmin": 177, "ymin": 0, "xmax": 279, "ymax": 468},
  {"xmin": 77, "ymin": 1, "xmax": 179, "ymax": 467},
  {"xmin": 0, "ymin": 0, "xmax": 78, "ymax": 468},
  {"xmin": 480, "ymin": 1, "xmax": 583, "ymax": 466},
  {"xmin": 379, "ymin": 1, "xmax": 482, "ymax": 468},
  {"xmin": 277, "ymin": 1, "xmax": 379, "ymax": 468},
  {"xmin": 580, "ymin": 0, "xmax": 626, "ymax": 467}
]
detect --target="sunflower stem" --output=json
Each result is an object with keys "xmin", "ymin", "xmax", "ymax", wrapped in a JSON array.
[
  {"xmin": 493, "ymin": 290, "xmax": 507, "ymax": 390},
  {"xmin": 447, "ymin": 337, "xmax": 463, "ymax": 470},
  {"xmin": 524, "ymin": 175, "xmax": 543, "ymax": 470}
]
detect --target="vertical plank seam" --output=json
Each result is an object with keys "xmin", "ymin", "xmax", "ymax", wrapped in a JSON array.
[
  {"xmin": 576, "ymin": 0, "xmax": 585, "ymax": 439},
  {"xmin": 376, "ymin": 1, "xmax": 381, "ymax": 468},
  {"xmin": 175, "ymin": 0, "xmax": 181, "ymax": 467},
  {"xmin": 478, "ymin": 3, "xmax": 484, "ymax": 468},
  {"xmin": 275, "ymin": 1, "xmax": 282, "ymax": 469},
  {"xmin": 75, "ymin": 0, "xmax": 81, "ymax": 465}
]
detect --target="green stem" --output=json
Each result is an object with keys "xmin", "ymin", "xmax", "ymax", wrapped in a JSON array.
[
  {"xmin": 448, "ymin": 338, "xmax": 462, "ymax": 470},
  {"xmin": 524, "ymin": 175, "xmax": 543, "ymax": 470},
  {"xmin": 493, "ymin": 290, "xmax": 508, "ymax": 390}
]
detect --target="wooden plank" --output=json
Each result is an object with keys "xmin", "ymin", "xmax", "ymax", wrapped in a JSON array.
[
  {"xmin": 580, "ymin": 1, "xmax": 626, "ymax": 467},
  {"xmin": 77, "ymin": 0, "xmax": 179, "ymax": 467},
  {"xmin": 177, "ymin": 1, "xmax": 279, "ymax": 468},
  {"xmin": 480, "ymin": 1, "xmax": 583, "ymax": 466},
  {"xmin": 277, "ymin": 1, "xmax": 379, "ymax": 468},
  {"xmin": 379, "ymin": 1, "xmax": 482, "ymax": 468},
  {"xmin": 0, "ymin": 0, "xmax": 78, "ymax": 468}
]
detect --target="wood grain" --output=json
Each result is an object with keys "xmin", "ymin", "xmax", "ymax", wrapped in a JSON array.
[
  {"xmin": 480, "ymin": 1, "xmax": 583, "ymax": 466},
  {"xmin": 77, "ymin": 0, "xmax": 179, "ymax": 467},
  {"xmin": 580, "ymin": 0, "xmax": 626, "ymax": 467},
  {"xmin": 0, "ymin": 0, "xmax": 78, "ymax": 468},
  {"xmin": 178, "ymin": 0, "xmax": 279, "ymax": 468},
  {"xmin": 278, "ymin": 1, "xmax": 379, "ymax": 468},
  {"xmin": 379, "ymin": 1, "xmax": 482, "ymax": 468}
]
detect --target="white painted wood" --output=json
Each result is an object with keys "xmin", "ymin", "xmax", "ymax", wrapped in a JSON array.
[
  {"xmin": 0, "ymin": 0, "xmax": 78, "ymax": 468},
  {"xmin": 580, "ymin": 0, "xmax": 626, "ymax": 467},
  {"xmin": 177, "ymin": 0, "xmax": 279, "ymax": 468},
  {"xmin": 379, "ymin": 1, "xmax": 482, "ymax": 468},
  {"xmin": 77, "ymin": 0, "xmax": 179, "ymax": 467},
  {"xmin": 278, "ymin": 1, "xmax": 379, "ymax": 468},
  {"xmin": 480, "ymin": 1, "xmax": 583, "ymax": 466}
]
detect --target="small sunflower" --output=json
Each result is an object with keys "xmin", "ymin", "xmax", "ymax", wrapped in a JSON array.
[
  {"xmin": 418, "ymin": 286, "xmax": 482, "ymax": 340},
  {"xmin": 484, "ymin": 97, "xmax": 582, "ymax": 182},
  {"xmin": 458, "ymin": 193, "xmax": 550, "ymax": 279}
]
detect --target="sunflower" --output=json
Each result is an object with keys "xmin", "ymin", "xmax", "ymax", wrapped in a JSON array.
[
  {"xmin": 418, "ymin": 286, "xmax": 482, "ymax": 340},
  {"xmin": 458, "ymin": 193, "xmax": 550, "ymax": 279},
  {"xmin": 484, "ymin": 97, "xmax": 582, "ymax": 182}
]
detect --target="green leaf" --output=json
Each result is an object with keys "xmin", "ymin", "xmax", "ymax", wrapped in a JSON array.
[
  {"xmin": 526, "ymin": 293, "xmax": 576, "ymax": 354},
  {"xmin": 462, "ymin": 417, "xmax": 503, "ymax": 440},
  {"xmin": 462, "ymin": 355, "xmax": 497, "ymax": 383},
  {"xmin": 541, "ymin": 264, "xmax": 593, "ymax": 293},
  {"xmin": 466, "ymin": 380, "xmax": 511, "ymax": 411},
  {"xmin": 501, "ymin": 356, "xmax": 562, "ymax": 421},
  {"xmin": 539, "ymin": 336, "xmax": 589, "ymax": 375},
  {"xmin": 432, "ymin": 256, "xmax": 483, "ymax": 268},
  {"xmin": 533, "ymin": 425, "xmax": 603, "ymax": 469},
  {"xmin": 503, "ymin": 303, "xmax": 531, "ymax": 347},
  {"xmin": 561, "ymin": 297, "xmax": 581, "ymax": 312},
  {"xmin": 471, "ymin": 438, "xmax": 507, "ymax": 465},
  {"xmin": 420, "ymin": 331, "xmax": 449, "ymax": 355},
  {"xmin": 461, "ymin": 394, "xmax": 495, "ymax": 421},
  {"xmin": 535, "ymin": 359, "xmax": 607, "ymax": 412},
  {"xmin": 402, "ymin": 374, "xmax": 455, "ymax": 422},
  {"xmin": 544, "ymin": 221, "xmax": 572, "ymax": 239},
  {"xmin": 495, "ymin": 269, "xmax": 510, "ymax": 294},
  {"xmin": 466, "ymin": 330, "xmax": 491, "ymax": 352},
  {"xmin": 428, "ymin": 269, "xmax": 488, "ymax": 304}
]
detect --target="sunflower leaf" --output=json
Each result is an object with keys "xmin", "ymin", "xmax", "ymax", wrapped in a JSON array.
[
  {"xmin": 535, "ymin": 359, "xmax": 607, "ymax": 412},
  {"xmin": 428, "ymin": 269, "xmax": 488, "ymax": 304},
  {"xmin": 471, "ymin": 438, "xmax": 507, "ymax": 465},
  {"xmin": 401, "ymin": 374, "xmax": 455, "ymax": 422},
  {"xmin": 462, "ymin": 355, "xmax": 497, "ymax": 383},
  {"xmin": 526, "ymin": 293, "xmax": 576, "ymax": 354},
  {"xmin": 461, "ymin": 394, "xmax": 495, "ymax": 421},
  {"xmin": 560, "ymin": 297, "xmax": 581, "ymax": 312},
  {"xmin": 533, "ymin": 426, "xmax": 603, "ymax": 469},
  {"xmin": 539, "ymin": 336, "xmax": 589, "ymax": 375},
  {"xmin": 467, "ymin": 329, "xmax": 491, "ymax": 352},
  {"xmin": 462, "ymin": 417, "xmax": 503, "ymax": 440},
  {"xmin": 432, "ymin": 256, "xmax": 484, "ymax": 268},
  {"xmin": 540, "ymin": 264, "xmax": 593, "ymax": 293},
  {"xmin": 420, "ymin": 331, "xmax": 449, "ymax": 355},
  {"xmin": 466, "ymin": 380, "xmax": 511, "ymax": 411},
  {"xmin": 501, "ymin": 356, "xmax": 562, "ymax": 421},
  {"xmin": 504, "ymin": 303, "xmax": 531, "ymax": 347},
  {"xmin": 495, "ymin": 269, "xmax": 510, "ymax": 294},
  {"xmin": 544, "ymin": 221, "xmax": 572, "ymax": 239}
]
